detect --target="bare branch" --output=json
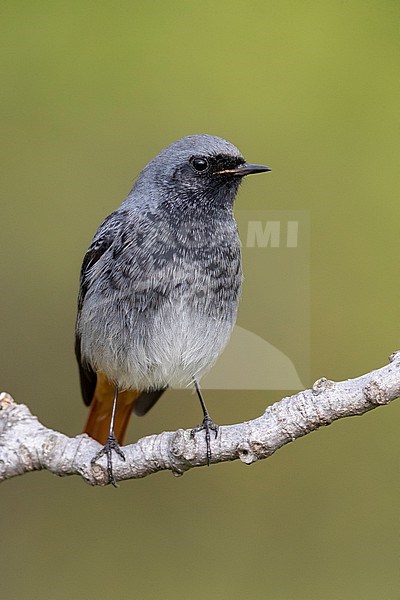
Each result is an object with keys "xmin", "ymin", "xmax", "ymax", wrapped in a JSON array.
[{"xmin": 1, "ymin": 352, "xmax": 399, "ymax": 486}]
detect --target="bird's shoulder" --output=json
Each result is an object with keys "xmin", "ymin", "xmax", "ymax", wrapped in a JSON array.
[{"xmin": 78, "ymin": 209, "xmax": 129, "ymax": 306}]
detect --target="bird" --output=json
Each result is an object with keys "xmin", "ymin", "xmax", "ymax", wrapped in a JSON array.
[{"xmin": 75, "ymin": 134, "xmax": 270, "ymax": 485}]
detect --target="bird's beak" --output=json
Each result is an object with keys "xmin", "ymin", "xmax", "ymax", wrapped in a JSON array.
[{"xmin": 214, "ymin": 163, "xmax": 271, "ymax": 177}]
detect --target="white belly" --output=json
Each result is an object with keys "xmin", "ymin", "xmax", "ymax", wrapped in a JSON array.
[{"xmin": 80, "ymin": 301, "xmax": 236, "ymax": 391}]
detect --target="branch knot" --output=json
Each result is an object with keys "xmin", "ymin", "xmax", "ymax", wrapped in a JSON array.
[
  {"xmin": 363, "ymin": 380, "xmax": 389, "ymax": 406},
  {"xmin": 312, "ymin": 377, "xmax": 334, "ymax": 395}
]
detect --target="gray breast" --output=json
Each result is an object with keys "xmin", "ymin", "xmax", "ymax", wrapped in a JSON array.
[{"xmin": 78, "ymin": 212, "xmax": 242, "ymax": 391}]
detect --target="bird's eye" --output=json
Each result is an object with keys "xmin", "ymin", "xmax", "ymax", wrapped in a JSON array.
[{"xmin": 190, "ymin": 157, "xmax": 209, "ymax": 173}]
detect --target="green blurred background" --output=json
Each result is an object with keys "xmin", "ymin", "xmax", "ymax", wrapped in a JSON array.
[{"xmin": 1, "ymin": 2, "xmax": 399, "ymax": 599}]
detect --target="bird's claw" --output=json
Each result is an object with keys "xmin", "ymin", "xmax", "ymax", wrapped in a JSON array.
[
  {"xmin": 190, "ymin": 416, "xmax": 219, "ymax": 466},
  {"xmin": 91, "ymin": 432, "xmax": 126, "ymax": 487}
]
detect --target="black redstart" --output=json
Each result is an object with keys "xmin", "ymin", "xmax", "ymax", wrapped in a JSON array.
[{"xmin": 75, "ymin": 134, "xmax": 270, "ymax": 484}]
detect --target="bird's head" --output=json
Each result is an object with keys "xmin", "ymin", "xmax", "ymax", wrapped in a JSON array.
[{"xmin": 131, "ymin": 134, "xmax": 270, "ymax": 211}]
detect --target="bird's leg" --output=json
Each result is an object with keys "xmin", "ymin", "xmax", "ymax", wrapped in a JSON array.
[
  {"xmin": 91, "ymin": 385, "xmax": 126, "ymax": 487},
  {"xmin": 190, "ymin": 379, "xmax": 218, "ymax": 465}
]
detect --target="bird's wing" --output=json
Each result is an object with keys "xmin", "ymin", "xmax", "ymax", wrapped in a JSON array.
[
  {"xmin": 75, "ymin": 212, "xmax": 123, "ymax": 406},
  {"xmin": 76, "ymin": 211, "xmax": 167, "ymax": 444}
]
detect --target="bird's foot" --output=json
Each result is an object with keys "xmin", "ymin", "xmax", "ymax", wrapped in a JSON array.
[
  {"xmin": 91, "ymin": 432, "xmax": 126, "ymax": 487},
  {"xmin": 190, "ymin": 416, "xmax": 219, "ymax": 466}
]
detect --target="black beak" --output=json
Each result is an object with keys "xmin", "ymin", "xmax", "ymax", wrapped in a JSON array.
[{"xmin": 215, "ymin": 163, "xmax": 271, "ymax": 177}]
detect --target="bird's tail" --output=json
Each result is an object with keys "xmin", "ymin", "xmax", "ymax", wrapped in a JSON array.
[
  {"xmin": 83, "ymin": 373, "xmax": 166, "ymax": 445},
  {"xmin": 84, "ymin": 386, "xmax": 141, "ymax": 446}
]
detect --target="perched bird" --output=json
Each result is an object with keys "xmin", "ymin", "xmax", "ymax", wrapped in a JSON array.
[{"xmin": 75, "ymin": 134, "xmax": 270, "ymax": 484}]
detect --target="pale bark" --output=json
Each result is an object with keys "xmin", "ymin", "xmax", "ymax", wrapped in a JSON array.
[{"xmin": 1, "ymin": 352, "xmax": 399, "ymax": 486}]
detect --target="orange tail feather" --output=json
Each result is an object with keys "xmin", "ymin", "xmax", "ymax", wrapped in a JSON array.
[{"xmin": 84, "ymin": 373, "xmax": 140, "ymax": 445}]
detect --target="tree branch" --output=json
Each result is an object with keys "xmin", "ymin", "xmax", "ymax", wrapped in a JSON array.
[{"xmin": 1, "ymin": 352, "xmax": 399, "ymax": 486}]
